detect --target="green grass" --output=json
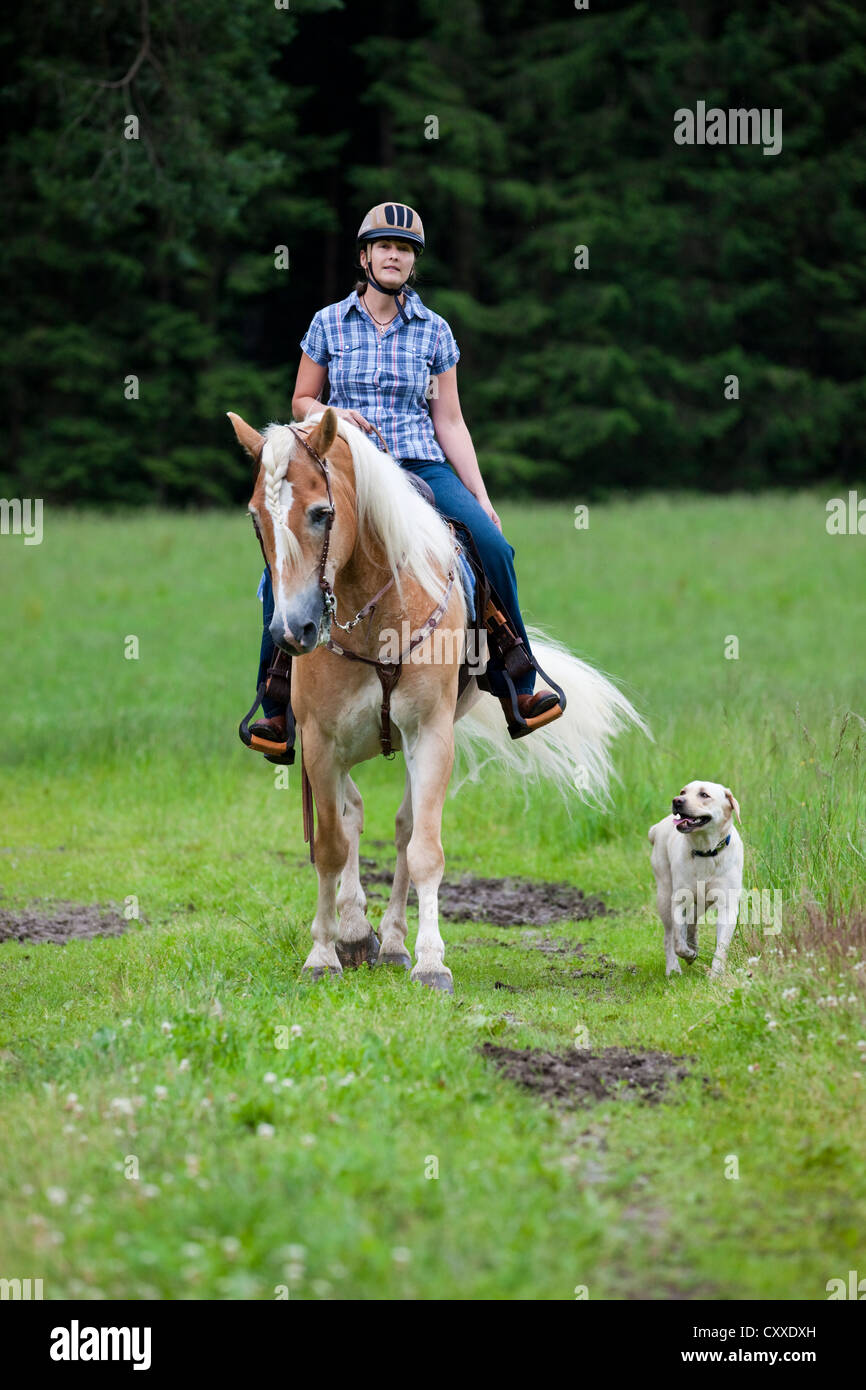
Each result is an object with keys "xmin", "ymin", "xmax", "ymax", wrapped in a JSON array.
[{"xmin": 0, "ymin": 490, "xmax": 864, "ymax": 1300}]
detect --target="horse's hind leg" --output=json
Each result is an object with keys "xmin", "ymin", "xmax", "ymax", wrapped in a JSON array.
[
  {"xmin": 335, "ymin": 774, "xmax": 379, "ymax": 970},
  {"xmin": 377, "ymin": 766, "xmax": 413, "ymax": 969}
]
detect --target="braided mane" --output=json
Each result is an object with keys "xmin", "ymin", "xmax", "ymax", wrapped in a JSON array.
[{"xmin": 260, "ymin": 433, "xmax": 303, "ymax": 569}]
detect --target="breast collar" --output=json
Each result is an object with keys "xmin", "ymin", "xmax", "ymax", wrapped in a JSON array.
[{"xmin": 692, "ymin": 832, "xmax": 732, "ymax": 858}]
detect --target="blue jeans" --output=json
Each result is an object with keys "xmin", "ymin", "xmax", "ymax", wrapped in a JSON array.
[
  {"xmin": 255, "ymin": 458, "xmax": 536, "ymax": 713},
  {"xmin": 397, "ymin": 458, "xmax": 536, "ymax": 696}
]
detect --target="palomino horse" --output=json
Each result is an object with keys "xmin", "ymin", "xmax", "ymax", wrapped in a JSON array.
[{"xmin": 229, "ymin": 407, "xmax": 648, "ymax": 993}]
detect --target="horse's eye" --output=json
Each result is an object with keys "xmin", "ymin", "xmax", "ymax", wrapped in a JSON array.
[{"xmin": 309, "ymin": 506, "xmax": 332, "ymax": 526}]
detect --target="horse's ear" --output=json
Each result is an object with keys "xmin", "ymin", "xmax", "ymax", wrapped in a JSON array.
[
  {"xmin": 306, "ymin": 407, "xmax": 339, "ymax": 458},
  {"xmin": 227, "ymin": 412, "xmax": 264, "ymax": 463}
]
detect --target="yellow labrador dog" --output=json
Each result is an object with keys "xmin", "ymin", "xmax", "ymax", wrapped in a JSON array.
[{"xmin": 648, "ymin": 780, "xmax": 743, "ymax": 978}]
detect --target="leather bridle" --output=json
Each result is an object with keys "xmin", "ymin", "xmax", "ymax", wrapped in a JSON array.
[{"xmin": 286, "ymin": 423, "xmax": 398, "ymax": 648}]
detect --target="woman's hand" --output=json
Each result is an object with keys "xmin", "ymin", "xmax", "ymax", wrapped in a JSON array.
[
  {"xmin": 477, "ymin": 494, "xmax": 503, "ymax": 533},
  {"xmin": 332, "ymin": 407, "xmax": 374, "ymax": 433}
]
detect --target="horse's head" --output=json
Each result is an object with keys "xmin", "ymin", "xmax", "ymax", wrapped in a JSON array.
[{"xmin": 228, "ymin": 407, "xmax": 356, "ymax": 655}]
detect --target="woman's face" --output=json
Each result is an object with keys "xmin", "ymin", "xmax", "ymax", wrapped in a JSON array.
[{"xmin": 362, "ymin": 237, "xmax": 416, "ymax": 288}]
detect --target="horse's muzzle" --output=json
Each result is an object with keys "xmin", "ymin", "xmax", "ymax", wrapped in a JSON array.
[{"xmin": 270, "ymin": 590, "xmax": 324, "ymax": 655}]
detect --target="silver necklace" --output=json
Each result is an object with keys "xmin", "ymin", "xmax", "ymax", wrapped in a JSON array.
[{"xmin": 363, "ymin": 299, "xmax": 398, "ymax": 334}]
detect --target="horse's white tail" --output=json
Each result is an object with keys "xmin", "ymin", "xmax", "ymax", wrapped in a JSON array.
[{"xmin": 451, "ymin": 624, "xmax": 651, "ymax": 811}]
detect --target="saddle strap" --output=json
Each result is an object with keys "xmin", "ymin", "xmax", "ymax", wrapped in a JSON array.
[
  {"xmin": 483, "ymin": 598, "xmax": 535, "ymax": 682},
  {"xmin": 265, "ymin": 648, "xmax": 293, "ymax": 707},
  {"xmin": 374, "ymin": 661, "xmax": 403, "ymax": 758}
]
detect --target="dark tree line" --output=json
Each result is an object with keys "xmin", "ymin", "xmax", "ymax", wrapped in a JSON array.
[{"xmin": 2, "ymin": 0, "xmax": 864, "ymax": 504}]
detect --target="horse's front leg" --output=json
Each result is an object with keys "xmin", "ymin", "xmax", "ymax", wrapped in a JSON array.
[
  {"xmin": 377, "ymin": 766, "xmax": 413, "ymax": 969},
  {"xmin": 335, "ymin": 774, "xmax": 379, "ymax": 970},
  {"xmin": 300, "ymin": 732, "xmax": 348, "ymax": 981},
  {"xmin": 403, "ymin": 709, "xmax": 455, "ymax": 994}
]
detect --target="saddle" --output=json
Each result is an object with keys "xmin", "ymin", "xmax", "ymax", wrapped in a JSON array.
[
  {"xmin": 238, "ymin": 471, "xmax": 565, "ymax": 767},
  {"xmin": 407, "ymin": 474, "xmax": 564, "ymax": 729}
]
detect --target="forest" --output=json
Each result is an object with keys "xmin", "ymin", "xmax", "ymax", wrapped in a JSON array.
[{"xmin": 2, "ymin": 0, "xmax": 864, "ymax": 503}]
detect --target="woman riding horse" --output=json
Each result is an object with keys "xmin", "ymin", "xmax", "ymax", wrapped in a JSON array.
[{"xmin": 246, "ymin": 200, "xmax": 563, "ymax": 750}]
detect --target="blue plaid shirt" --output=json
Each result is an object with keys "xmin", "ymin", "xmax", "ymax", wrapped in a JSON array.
[{"xmin": 299, "ymin": 288, "xmax": 460, "ymax": 462}]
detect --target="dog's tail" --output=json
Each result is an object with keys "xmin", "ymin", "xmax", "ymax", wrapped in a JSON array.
[{"xmin": 452, "ymin": 624, "xmax": 650, "ymax": 810}]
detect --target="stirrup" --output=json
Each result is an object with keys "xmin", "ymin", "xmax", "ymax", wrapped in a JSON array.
[
  {"xmin": 499, "ymin": 675, "xmax": 565, "ymax": 739},
  {"xmin": 482, "ymin": 597, "xmax": 567, "ymax": 740},
  {"xmin": 239, "ymin": 682, "xmax": 296, "ymax": 766}
]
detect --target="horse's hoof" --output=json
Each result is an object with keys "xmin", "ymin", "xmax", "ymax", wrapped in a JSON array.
[
  {"xmin": 336, "ymin": 931, "xmax": 380, "ymax": 971},
  {"xmin": 411, "ymin": 970, "xmax": 454, "ymax": 994},
  {"xmin": 303, "ymin": 965, "xmax": 343, "ymax": 983},
  {"xmin": 377, "ymin": 951, "xmax": 411, "ymax": 970}
]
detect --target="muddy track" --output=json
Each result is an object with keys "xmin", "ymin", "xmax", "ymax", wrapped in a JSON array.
[
  {"xmin": 359, "ymin": 864, "xmax": 611, "ymax": 927},
  {"xmin": 481, "ymin": 1043, "xmax": 695, "ymax": 1107},
  {"xmin": 0, "ymin": 900, "xmax": 132, "ymax": 945}
]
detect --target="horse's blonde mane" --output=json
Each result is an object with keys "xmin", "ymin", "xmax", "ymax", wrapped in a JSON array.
[{"xmin": 261, "ymin": 412, "xmax": 466, "ymax": 623}]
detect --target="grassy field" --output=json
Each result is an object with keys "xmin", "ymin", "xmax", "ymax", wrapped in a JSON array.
[{"xmin": 0, "ymin": 490, "xmax": 864, "ymax": 1300}]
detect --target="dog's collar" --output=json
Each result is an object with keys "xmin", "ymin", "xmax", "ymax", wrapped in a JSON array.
[{"xmin": 692, "ymin": 832, "xmax": 731, "ymax": 858}]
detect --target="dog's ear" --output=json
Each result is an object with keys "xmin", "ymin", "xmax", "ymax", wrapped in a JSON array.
[{"xmin": 725, "ymin": 789, "xmax": 741, "ymax": 823}]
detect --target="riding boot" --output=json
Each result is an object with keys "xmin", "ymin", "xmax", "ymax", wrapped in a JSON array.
[{"xmin": 482, "ymin": 596, "xmax": 565, "ymax": 739}]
